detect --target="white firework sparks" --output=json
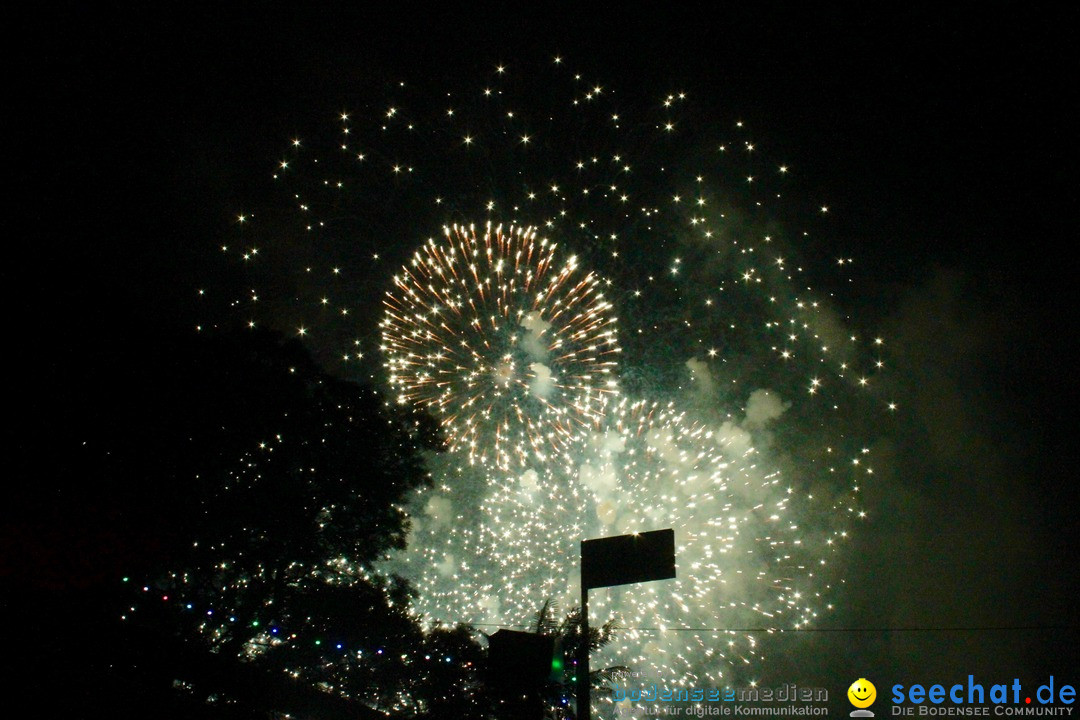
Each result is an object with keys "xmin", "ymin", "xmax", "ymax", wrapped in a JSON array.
[
  {"xmin": 381, "ymin": 222, "xmax": 619, "ymax": 470},
  {"xmin": 397, "ymin": 393, "xmax": 863, "ymax": 686},
  {"xmin": 220, "ymin": 57, "xmax": 887, "ymax": 687}
]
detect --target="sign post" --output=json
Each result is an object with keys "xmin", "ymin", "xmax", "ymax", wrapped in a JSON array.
[{"xmin": 577, "ymin": 529, "xmax": 676, "ymax": 720}]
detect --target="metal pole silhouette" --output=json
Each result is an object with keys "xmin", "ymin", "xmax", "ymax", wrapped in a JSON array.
[
  {"xmin": 577, "ymin": 529, "xmax": 676, "ymax": 720},
  {"xmin": 578, "ymin": 578, "xmax": 590, "ymax": 720}
]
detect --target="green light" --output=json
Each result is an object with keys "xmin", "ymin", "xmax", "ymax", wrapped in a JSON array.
[
  {"xmin": 252, "ymin": 620, "xmax": 259, "ymax": 627},
  {"xmin": 552, "ymin": 657, "xmax": 564, "ymax": 672},
  {"xmin": 315, "ymin": 639, "xmax": 321, "ymax": 646}
]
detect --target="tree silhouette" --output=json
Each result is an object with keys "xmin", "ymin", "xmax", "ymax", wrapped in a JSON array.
[
  {"xmin": 120, "ymin": 329, "xmax": 490, "ymax": 717},
  {"xmin": 533, "ymin": 600, "xmax": 626, "ymax": 720}
]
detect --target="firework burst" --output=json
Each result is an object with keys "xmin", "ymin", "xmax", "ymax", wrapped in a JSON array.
[
  {"xmin": 398, "ymin": 392, "xmax": 861, "ymax": 686},
  {"xmin": 216, "ymin": 57, "xmax": 888, "ymax": 687},
  {"xmin": 381, "ymin": 222, "xmax": 619, "ymax": 469}
]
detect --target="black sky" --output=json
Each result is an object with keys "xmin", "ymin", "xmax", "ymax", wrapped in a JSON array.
[{"xmin": 10, "ymin": 0, "xmax": 1079, "ymax": 698}]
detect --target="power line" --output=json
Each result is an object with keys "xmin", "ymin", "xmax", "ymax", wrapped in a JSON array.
[{"xmin": 458, "ymin": 623, "xmax": 1075, "ymax": 634}]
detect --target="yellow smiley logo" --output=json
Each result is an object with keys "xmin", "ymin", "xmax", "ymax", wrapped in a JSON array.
[{"xmin": 848, "ymin": 678, "xmax": 877, "ymax": 708}]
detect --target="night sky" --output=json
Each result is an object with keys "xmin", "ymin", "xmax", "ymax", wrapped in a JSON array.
[{"xmin": 9, "ymin": 3, "xmax": 1079, "ymax": 714}]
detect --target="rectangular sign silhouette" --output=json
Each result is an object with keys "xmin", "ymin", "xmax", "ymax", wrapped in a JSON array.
[{"xmin": 581, "ymin": 529, "xmax": 676, "ymax": 590}]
